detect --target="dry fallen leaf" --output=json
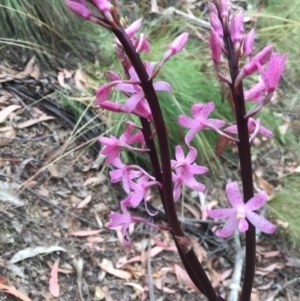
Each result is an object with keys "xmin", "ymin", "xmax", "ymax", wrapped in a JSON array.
[
  {"xmin": 74, "ymin": 69, "xmax": 88, "ymax": 91},
  {"xmin": 0, "ymin": 105, "xmax": 21, "ymax": 123},
  {"xmin": 94, "ymin": 286, "xmax": 106, "ymax": 300},
  {"xmin": 83, "ymin": 176, "xmax": 106, "ymax": 187},
  {"xmin": 16, "ymin": 115, "xmax": 56, "ymax": 129},
  {"xmin": 0, "ymin": 180, "xmax": 24, "ymax": 206},
  {"xmin": 9, "ymin": 246, "xmax": 66, "ymax": 264},
  {"xmin": 174, "ymin": 264, "xmax": 200, "ymax": 293},
  {"xmin": 70, "ymin": 229, "xmax": 103, "ymax": 237},
  {"xmin": 23, "ymin": 56, "xmax": 36, "ymax": 75},
  {"xmin": 0, "ymin": 282, "xmax": 33, "ymax": 301},
  {"xmin": 48, "ymin": 165, "xmax": 65, "ymax": 179},
  {"xmin": 98, "ymin": 258, "xmax": 131, "ymax": 280},
  {"xmin": 49, "ymin": 260, "xmax": 59, "ymax": 297},
  {"xmin": 0, "ymin": 126, "xmax": 16, "ymax": 146},
  {"xmin": 77, "ymin": 194, "xmax": 92, "ymax": 209}
]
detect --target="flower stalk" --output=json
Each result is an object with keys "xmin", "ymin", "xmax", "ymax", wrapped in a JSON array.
[{"xmin": 66, "ymin": 1, "xmax": 286, "ymax": 300}]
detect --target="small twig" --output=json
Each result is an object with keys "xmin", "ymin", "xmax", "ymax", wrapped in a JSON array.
[
  {"xmin": 162, "ymin": 7, "xmax": 211, "ymax": 29},
  {"xmin": 147, "ymin": 233, "xmax": 155, "ymax": 301},
  {"xmin": 228, "ymin": 231, "xmax": 245, "ymax": 301},
  {"xmin": 0, "ymin": 134, "xmax": 54, "ymax": 142},
  {"xmin": 6, "ymin": 87, "xmax": 36, "ymax": 120},
  {"xmin": 150, "ymin": 0, "xmax": 159, "ymax": 13},
  {"xmin": 265, "ymin": 277, "xmax": 300, "ymax": 301}
]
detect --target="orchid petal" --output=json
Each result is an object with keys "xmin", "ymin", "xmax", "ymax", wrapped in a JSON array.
[
  {"xmin": 245, "ymin": 191, "xmax": 268, "ymax": 211},
  {"xmin": 226, "ymin": 182, "xmax": 244, "ymax": 207},
  {"xmin": 125, "ymin": 18, "xmax": 142, "ymax": 38},
  {"xmin": 206, "ymin": 207, "xmax": 236, "ymax": 219},
  {"xmin": 200, "ymin": 102, "xmax": 215, "ymax": 120},
  {"xmin": 153, "ymin": 81, "xmax": 172, "ymax": 92},
  {"xmin": 245, "ymin": 211, "xmax": 276, "ymax": 234},
  {"xmin": 175, "ymin": 145, "xmax": 185, "ymax": 161},
  {"xmin": 191, "ymin": 103, "xmax": 205, "ymax": 120},
  {"xmin": 124, "ymin": 93, "xmax": 143, "ymax": 113},
  {"xmin": 185, "ymin": 147, "xmax": 197, "ymax": 164},
  {"xmin": 216, "ymin": 215, "xmax": 239, "ymax": 238},
  {"xmin": 178, "ymin": 115, "xmax": 197, "ymax": 129},
  {"xmin": 238, "ymin": 218, "xmax": 249, "ymax": 232}
]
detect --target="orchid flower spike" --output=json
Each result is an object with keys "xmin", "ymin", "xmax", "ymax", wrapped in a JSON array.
[
  {"xmin": 207, "ymin": 182, "xmax": 276, "ymax": 238},
  {"xmin": 159, "ymin": 33, "xmax": 189, "ymax": 69}
]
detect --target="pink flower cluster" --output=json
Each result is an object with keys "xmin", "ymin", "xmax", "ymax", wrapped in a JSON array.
[
  {"xmin": 65, "ymin": 0, "xmax": 281, "ymax": 245},
  {"xmin": 208, "ymin": 0, "xmax": 287, "ymax": 118}
]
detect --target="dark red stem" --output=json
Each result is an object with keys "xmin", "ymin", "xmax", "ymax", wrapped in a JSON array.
[
  {"xmin": 112, "ymin": 25, "xmax": 223, "ymax": 301},
  {"xmin": 223, "ymin": 27, "xmax": 255, "ymax": 301}
]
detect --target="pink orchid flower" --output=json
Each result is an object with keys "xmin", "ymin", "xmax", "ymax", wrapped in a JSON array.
[
  {"xmin": 224, "ymin": 118, "xmax": 273, "ymax": 139},
  {"xmin": 122, "ymin": 175, "xmax": 162, "ymax": 215},
  {"xmin": 114, "ymin": 62, "xmax": 171, "ymax": 118},
  {"xmin": 171, "ymin": 146, "xmax": 208, "ymax": 200},
  {"xmin": 109, "ymin": 157, "xmax": 143, "ymax": 194},
  {"xmin": 235, "ymin": 45, "xmax": 273, "ymax": 87},
  {"xmin": 107, "ymin": 205, "xmax": 159, "ymax": 246},
  {"xmin": 207, "ymin": 182, "xmax": 276, "ymax": 238},
  {"xmin": 257, "ymin": 52, "xmax": 288, "ymax": 93},
  {"xmin": 99, "ymin": 124, "xmax": 147, "ymax": 165},
  {"xmin": 178, "ymin": 102, "xmax": 226, "ymax": 146}
]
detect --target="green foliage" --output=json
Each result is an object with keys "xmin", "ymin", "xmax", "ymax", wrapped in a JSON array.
[
  {"xmin": 270, "ymin": 182, "xmax": 300, "ymax": 247},
  {"xmin": 0, "ymin": 0, "xmax": 97, "ymax": 67}
]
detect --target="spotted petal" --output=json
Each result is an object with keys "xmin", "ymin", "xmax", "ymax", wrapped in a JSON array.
[
  {"xmin": 226, "ymin": 182, "xmax": 244, "ymax": 207},
  {"xmin": 216, "ymin": 215, "xmax": 239, "ymax": 238},
  {"xmin": 245, "ymin": 210, "xmax": 276, "ymax": 234}
]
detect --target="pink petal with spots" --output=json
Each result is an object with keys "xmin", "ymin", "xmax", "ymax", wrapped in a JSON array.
[
  {"xmin": 245, "ymin": 191, "xmax": 268, "ymax": 211},
  {"xmin": 245, "ymin": 211, "xmax": 276, "ymax": 234},
  {"xmin": 226, "ymin": 182, "xmax": 244, "ymax": 207}
]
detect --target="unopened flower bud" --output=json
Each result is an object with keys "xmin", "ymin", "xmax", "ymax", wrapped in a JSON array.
[
  {"xmin": 87, "ymin": 0, "xmax": 118, "ymax": 28},
  {"xmin": 231, "ymin": 10, "xmax": 244, "ymax": 45},
  {"xmin": 210, "ymin": 28, "xmax": 222, "ymax": 63},
  {"xmin": 159, "ymin": 32, "xmax": 189, "ymax": 68},
  {"xmin": 125, "ymin": 18, "xmax": 142, "ymax": 38},
  {"xmin": 207, "ymin": 1, "xmax": 218, "ymax": 15},
  {"xmin": 218, "ymin": 0, "xmax": 230, "ymax": 19},
  {"xmin": 243, "ymin": 29, "xmax": 255, "ymax": 57},
  {"xmin": 235, "ymin": 45, "xmax": 273, "ymax": 87},
  {"xmin": 210, "ymin": 13, "xmax": 224, "ymax": 37},
  {"xmin": 65, "ymin": 0, "xmax": 93, "ymax": 20}
]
